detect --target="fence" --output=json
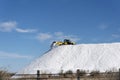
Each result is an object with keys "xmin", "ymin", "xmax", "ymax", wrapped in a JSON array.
[{"xmin": 11, "ymin": 69, "xmax": 120, "ymax": 80}]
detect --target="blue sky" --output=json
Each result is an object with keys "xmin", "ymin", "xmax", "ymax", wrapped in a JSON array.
[{"xmin": 0, "ymin": 0, "xmax": 120, "ymax": 72}]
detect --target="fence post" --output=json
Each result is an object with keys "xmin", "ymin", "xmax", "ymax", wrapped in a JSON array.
[
  {"xmin": 37, "ymin": 70, "xmax": 40, "ymax": 80},
  {"xmin": 77, "ymin": 69, "xmax": 80, "ymax": 80},
  {"xmin": 119, "ymin": 68, "xmax": 120, "ymax": 80}
]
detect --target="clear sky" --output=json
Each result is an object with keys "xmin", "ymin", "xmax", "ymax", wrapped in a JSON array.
[{"xmin": 0, "ymin": 0, "xmax": 120, "ymax": 72}]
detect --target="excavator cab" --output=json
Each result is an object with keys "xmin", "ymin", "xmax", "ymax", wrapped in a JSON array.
[{"xmin": 64, "ymin": 39, "xmax": 75, "ymax": 45}]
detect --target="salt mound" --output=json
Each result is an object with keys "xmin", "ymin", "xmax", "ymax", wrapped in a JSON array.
[{"xmin": 16, "ymin": 43, "xmax": 120, "ymax": 74}]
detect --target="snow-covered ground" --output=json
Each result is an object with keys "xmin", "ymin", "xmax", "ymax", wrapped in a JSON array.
[{"xmin": 16, "ymin": 43, "xmax": 120, "ymax": 74}]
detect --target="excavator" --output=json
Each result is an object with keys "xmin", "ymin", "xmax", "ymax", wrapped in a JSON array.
[{"xmin": 51, "ymin": 39, "xmax": 75, "ymax": 48}]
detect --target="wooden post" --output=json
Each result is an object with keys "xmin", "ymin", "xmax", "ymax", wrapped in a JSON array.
[
  {"xmin": 37, "ymin": 70, "xmax": 40, "ymax": 80},
  {"xmin": 77, "ymin": 69, "xmax": 80, "ymax": 80},
  {"xmin": 119, "ymin": 69, "xmax": 120, "ymax": 80}
]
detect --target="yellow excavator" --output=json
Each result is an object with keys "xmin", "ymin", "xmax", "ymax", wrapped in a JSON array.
[{"xmin": 51, "ymin": 39, "xmax": 75, "ymax": 48}]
